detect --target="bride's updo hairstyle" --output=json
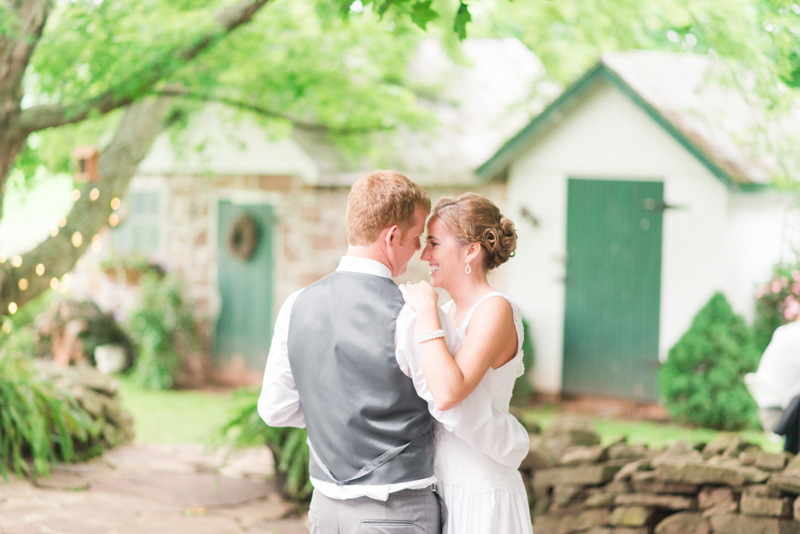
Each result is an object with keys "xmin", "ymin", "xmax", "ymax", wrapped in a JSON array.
[{"xmin": 432, "ymin": 193, "xmax": 517, "ymax": 270}]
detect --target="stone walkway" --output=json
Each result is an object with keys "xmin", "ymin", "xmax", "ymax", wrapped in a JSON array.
[{"xmin": 0, "ymin": 444, "xmax": 309, "ymax": 534}]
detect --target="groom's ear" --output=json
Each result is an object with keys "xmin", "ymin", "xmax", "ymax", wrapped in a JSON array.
[{"xmin": 384, "ymin": 224, "xmax": 401, "ymax": 246}]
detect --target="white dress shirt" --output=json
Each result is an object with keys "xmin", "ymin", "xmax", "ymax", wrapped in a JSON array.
[
  {"xmin": 750, "ymin": 322, "xmax": 800, "ymax": 408},
  {"xmin": 258, "ymin": 256, "xmax": 529, "ymax": 501}
]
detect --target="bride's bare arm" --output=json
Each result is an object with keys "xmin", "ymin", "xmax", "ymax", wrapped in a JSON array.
[{"xmin": 400, "ymin": 283, "xmax": 517, "ymax": 410}]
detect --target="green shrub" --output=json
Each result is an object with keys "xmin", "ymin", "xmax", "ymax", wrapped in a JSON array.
[
  {"xmin": 213, "ymin": 389, "xmax": 311, "ymax": 502},
  {"xmin": 659, "ymin": 293, "xmax": 760, "ymax": 431},
  {"xmin": 3, "ymin": 289, "xmax": 54, "ymax": 331},
  {"xmin": 124, "ymin": 272, "xmax": 195, "ymax": 390},
  {"xmin": 753, "ymin": 263, "xmax": 800, "ymax": 353},
  {"xmin": 511, "ymin": 317, "xmax": 536, "ymax": 406},
  {"xmin": 100, "ymin": 251, "xmax": 157, "ymax": 275},
  {"xmin": 0, "ymin": 334, "xmax": 99, "ymax": 481}
]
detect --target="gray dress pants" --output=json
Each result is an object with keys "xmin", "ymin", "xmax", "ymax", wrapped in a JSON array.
[{"xmin": 308, "ymin": 485, "xmax": 444, "ymax": 534}]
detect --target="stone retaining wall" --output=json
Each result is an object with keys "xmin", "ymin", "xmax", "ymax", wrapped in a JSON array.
[
  {"xmin": 37, "ymin": 362, "xmax": 134, "ymax": 450},
  {"xmin": 520, "ymin": 417, "xmax": 800, "ymax": 534}
]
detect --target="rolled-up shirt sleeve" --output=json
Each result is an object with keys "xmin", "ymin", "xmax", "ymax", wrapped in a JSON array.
[
  {"xmin": 258, "ymin": 290, "xmax": 306, "ymax": 428},
  {"xmin": 395, "ymin": 304, "xmax": 530, "ymax": 469}
]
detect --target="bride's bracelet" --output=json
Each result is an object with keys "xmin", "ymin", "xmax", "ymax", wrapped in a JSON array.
[{"xmin": 417, "ymin": 329, "xmax": 445, "ymax": 344}]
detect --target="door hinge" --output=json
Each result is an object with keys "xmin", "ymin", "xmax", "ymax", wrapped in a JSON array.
[{"xmin": 643, "ymin": 199, "xmax": 686, "ymax": 212}]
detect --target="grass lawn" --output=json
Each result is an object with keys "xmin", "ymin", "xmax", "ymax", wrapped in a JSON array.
[
  {"xmin": 520, "ymin": 405, "xmax": 784, "ymax": 453},
  {"xmin": 116, "ymin": 378, "xmax": 784, "ymax": 453},
  {"xmin": 117, "ymin": 376, "xmax": 244, "ymax": 444}
]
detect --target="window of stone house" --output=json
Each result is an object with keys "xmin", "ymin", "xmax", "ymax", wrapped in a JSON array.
[{"xmin": 113, "ymin": 190, "xmax": 161, "ymax": 254}]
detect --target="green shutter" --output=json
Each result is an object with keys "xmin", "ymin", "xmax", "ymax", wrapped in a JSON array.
[{"xmin": 562, "ymin": 179, "xmax": 663, "ymax": 400}]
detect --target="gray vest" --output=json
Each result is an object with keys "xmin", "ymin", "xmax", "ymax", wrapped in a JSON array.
[{"xmin": 287, "ymin": 271, "xmax": 434, "ymax": 486}]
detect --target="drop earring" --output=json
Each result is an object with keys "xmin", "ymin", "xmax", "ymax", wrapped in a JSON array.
[{"xmin": 465, "ymin": 263, "xmax": 471, "ymax": 274}]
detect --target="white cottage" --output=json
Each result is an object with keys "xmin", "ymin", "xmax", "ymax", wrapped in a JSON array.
[
  {"xmin": 94, "ymin": 38, "xmax": 552, "ymax": 383},
  {"xmin": 478, "ymin": 51, "xmax": 800, "ymax": 401}
]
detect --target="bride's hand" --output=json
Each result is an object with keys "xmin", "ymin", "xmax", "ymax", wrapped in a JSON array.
[{"xmin": 398, "ymin": 281, "xmax": 439, "ymax": 312}]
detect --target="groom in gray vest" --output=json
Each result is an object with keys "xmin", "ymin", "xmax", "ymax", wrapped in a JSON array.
[{"xmin": 259, "ymin": 170, "xmax": 528, "ymax": 533}]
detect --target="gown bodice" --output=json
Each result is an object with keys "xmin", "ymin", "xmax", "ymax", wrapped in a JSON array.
[{"xmin": 434, "ymin": 293, "xmax": 526, "ymax": 493}]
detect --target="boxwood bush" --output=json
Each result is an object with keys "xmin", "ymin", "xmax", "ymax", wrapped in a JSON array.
[{"xmin": 659, "ymin": 293, "xmax": 760, "ymax": 431}]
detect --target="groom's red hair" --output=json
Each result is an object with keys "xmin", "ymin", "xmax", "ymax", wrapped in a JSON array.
[{"xmin": 346, "ymin": 170, "xmax": 431, "ymax": 246}]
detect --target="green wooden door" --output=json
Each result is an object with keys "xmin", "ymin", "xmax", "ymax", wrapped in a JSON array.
[
  {"xmin": 562, "ymin": 179, "xmax": 663, "ymax": 400},
  {"xmin": 215, "ymin": 201, "xmax": 275, "ymax": 373}
]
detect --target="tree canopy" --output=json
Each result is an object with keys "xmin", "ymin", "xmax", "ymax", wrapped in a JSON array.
[
  {"xmin": 0, "ymin": 0, "xmax": 452, "ymax": 313},
  {"xmin": 10, "ymin": 0, "xmax": 439, "ymax": 184},
  {"xmin": 475, "ymin": 0, "xmax": 799, "ymax": 93},
  {"xmin": 1, "ymin": 0, "xmax": 799, "ymax": 316}
]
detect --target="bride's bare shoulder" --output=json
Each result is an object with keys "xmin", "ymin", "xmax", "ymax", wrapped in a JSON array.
[{"xmin": 470, "ymin": 295, "xmax": 514, "ymax": 329}]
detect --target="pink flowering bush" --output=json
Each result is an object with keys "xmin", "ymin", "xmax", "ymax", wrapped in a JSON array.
[{"xmin": 753, "ymin": 264, "xmax": 800, "ymax": 352}]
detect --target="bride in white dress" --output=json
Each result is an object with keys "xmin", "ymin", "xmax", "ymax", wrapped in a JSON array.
[{"xmin": 399, "ymin": 193, "xmax": 533, "ymax": 534}]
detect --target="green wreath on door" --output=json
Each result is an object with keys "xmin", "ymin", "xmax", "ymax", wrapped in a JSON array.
[{"xmin": 227, "ymin": 214, "xmax": 260, "ymax": 261}]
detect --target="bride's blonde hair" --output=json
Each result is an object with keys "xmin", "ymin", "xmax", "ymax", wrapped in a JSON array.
[{"xmin": 431, "ymin": 193, "xmax": 517, "ymax": 270}]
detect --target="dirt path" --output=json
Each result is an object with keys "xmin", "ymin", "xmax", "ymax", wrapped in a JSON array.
[{"xmin": 0, "ymin": 444, "xmax": 309, "ymax": 534}]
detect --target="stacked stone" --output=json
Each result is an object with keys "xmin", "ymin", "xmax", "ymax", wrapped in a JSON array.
[
  {"xmin": 35, "ymin": 298, "xmax": 134, "ymax": 370},
  {"xmin": 35, "ymin": 361, "xmax": 135, "ymax": 449},
  {"xmin": 520, "ymin": 418, "xmax": 800, "ymax": 534}
]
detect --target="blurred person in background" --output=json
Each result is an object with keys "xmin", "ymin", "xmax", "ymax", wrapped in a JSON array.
[{"xmin": 745, "ymin": 318, "xmax": 800, "ymax": 453}]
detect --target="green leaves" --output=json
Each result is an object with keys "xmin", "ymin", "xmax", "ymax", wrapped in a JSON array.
[
  {"xmin": 0, "ymin": 347, "xmax": 98, "ymax": 481},
  {"xmin": 341, "ymin": 0, "xmax": 469, "ymax": 37},
  {"xmin": 13, "ymin": 0, "xmax": 434, "ymax": 182},
  {"xmin": 454, "ymin": 2, "xmax": 471, "ymax": 41},
  {"xmin": 511, "ymin": 317, "xmax": 536, "ymax": 406},
  {"xmin": 757, "ymin": 0, "xmax": 800, "ymax": 90},
  {"xmin": 374, "ymin": 0, "xmax": 408, "ymax": 17},
  {"xmin": 29, "ymin": 1, "xmax": 218, "ymax": 106},
  {"xmin": 338, "ymin": 0, "xmax": 359, "ymax": 15},
  {"xmin": 410, "ymin": 0, "xmax": 439, "ymax": 30},
  {"xmin": 658, "ymin": 293, "xmax": 760, "ymax": 431},
  {"xmin": 753, "ymin": 262, "xmax": 800, "ymax": 352},
  {"xmin": 125, "ymin": 271, "xmax": 196, "ymax": 391},
  {"xmin": 0, "ymin": 6, "xmax": 21, "ymax": 40},
  {"xmin": 213, "ymin": 389, "xmax": 312, "ymax": 502}
]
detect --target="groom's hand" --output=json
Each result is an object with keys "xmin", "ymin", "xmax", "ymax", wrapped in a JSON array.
[{"xmin": 398, "ymin": 281, "xmax": 439, "ymax": 313}]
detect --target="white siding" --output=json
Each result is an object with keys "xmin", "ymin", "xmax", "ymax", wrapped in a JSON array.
[
  {"xmin": 506, "ymin": 80, "xmax": 732, "ymax": 394},
  {"xmin": 137, "ymin": 105, "xmax": 319, "ymax": 183},
  {"xmin": 726, "ymin": 191, "xmax": 795, "ymax": 323}
]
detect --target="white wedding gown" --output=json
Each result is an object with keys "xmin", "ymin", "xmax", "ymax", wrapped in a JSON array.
[{"xmin": 436, "ymin": 293, "xmax": 533, "ymax": 534}]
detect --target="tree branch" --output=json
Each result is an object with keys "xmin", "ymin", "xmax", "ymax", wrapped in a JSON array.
[
  {"xmin": 0, "ymin": 0, "xmax": 51, "ymax": 116},
  {"xmin": 0, "ymin": 98, "xmax": 174, "ymax": 314},
  {"xmin": 0, "ymin": 0, "xmax": 52, "ymax": 208},
  {"xmin": 16, "ymin": 0, "xmax": 272, "ymax": 134},
  {"xmin": 153, "ymin": 86, "xmax": 395, "ymax": 135}
]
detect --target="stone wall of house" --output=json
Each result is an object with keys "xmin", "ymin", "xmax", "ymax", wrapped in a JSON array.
[
  {"xmin": 107, "ymin": 174, "xmax": 516, "ymax": 382},
  {"xmin": 159, "ymin": 176, "xmax": 511, "ymax": 332},
  {"xmin": 522, "ymin": 417, "xmax": 800, "ymax": 534},
  {"xmin": 273, "ymin": 182, "xmax": 511, "ymax": 304},
  {"xmin": 161, "ymin": 175, "xmax": 215, "ymax": 325},
  {"xmin": 273, "ymin": 185, "xmax": 351, "ymax": 307}
]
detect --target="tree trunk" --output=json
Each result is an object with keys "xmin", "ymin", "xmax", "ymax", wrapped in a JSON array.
[
  {"xmin": 0, "ymin": 133, "xmax": 26, "ymax": 204},
  {"xmin": 0, "ymin": 0, "xmax": 273, "ymax": 316},
  {"xmin": 0, "ymin": 0, "xmax": 271, "ymax": 221},
  {"xmin": 0, "ymin": 0, "xmax": 52, "ymax": 220},
  {"xmin": 0, "ymin": 98, "xmax": 173, "ymax": 314}
]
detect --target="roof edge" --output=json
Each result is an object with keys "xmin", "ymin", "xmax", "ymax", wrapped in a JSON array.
[
  {"xmin": 475, "ymin": 62, "xmax": 606, "ymax": 181},
  {"xmin": 598, "ymin": 64, "xmax": 740, "ymax": 190},
  {"xmin": 476, "ymin": 58, "xmax": 768, "ymax": 192}
]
